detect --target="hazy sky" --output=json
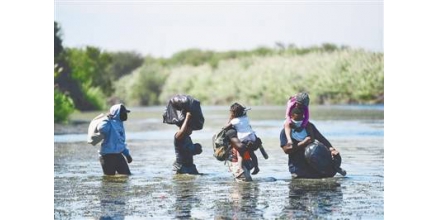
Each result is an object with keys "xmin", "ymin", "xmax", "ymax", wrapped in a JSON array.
[{"xmin": 54, "ymin": 1, "xmax": 383, "ymax": 58}]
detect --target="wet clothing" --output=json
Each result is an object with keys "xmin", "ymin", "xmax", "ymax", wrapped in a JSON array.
[
  {"xmin": 225, "ymin": 128, "xmax": 255, "ymax": 181},
  {"xmin": 227, "ymin": 158, "xmax": 253, "ymax": 181},
  {"xmin": 99, "ymin": 154, "xmax": 131, "ymax": 175},
  {"xmin": 279, "ymin": 122, "xmax": 341, "ymax": 178},
  {"xmin": 98, "ymin": 104, "xmax": 131, "ymax": 156},
  {"xmin": 97, "ymin": 104, "xmax": 131, "ymax": 175},
  {"xmin": 173, "ymin": 134, "xmax": 201, "ymax": 174}
]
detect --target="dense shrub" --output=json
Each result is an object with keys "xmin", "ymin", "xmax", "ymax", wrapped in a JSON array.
[
  {"xmin": 113, "ymin": 64, "xmax": 169, "ymax": 106},
  {"xmin": 54, "ymin": 88, "xmax": 75, "ymax": 123},
  {"xmin": 159, "ymin": 49, "xmax": 383, "ymax": 105}
]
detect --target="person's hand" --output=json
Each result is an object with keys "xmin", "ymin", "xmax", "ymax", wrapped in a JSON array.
[
  {"xmin": 126, "ymin": 155, "xmax": 133, "ymax": 163},
  {"xmin": 186, "ymin": 112, "xmax": 192, "ymax": 117},
  {"xmin": 282, "ymin": 143, "xmax": 293, "ymax": 154},
  {"xmin": 329, "ymin": 147, "xmax": 339, "ymax": 156},
  {"xmin": 303, "ymin": 136, "xmax": 312, "ymax": 144}
]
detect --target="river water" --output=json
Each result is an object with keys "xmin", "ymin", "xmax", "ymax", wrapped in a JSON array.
[{"xmin": 54, "ymin": 105, "xmax": 384, "ymax": 219}]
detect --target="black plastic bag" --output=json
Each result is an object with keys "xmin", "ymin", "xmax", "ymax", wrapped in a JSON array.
[
  {"xmin": 163, "ymin": 100, "xmax": 185, "ymax": 125},
  {"xmin": 304, "ymin": 140, "xmax": 337, "ymax": 177},
  {"xmin": 163, "ymin": 95, "xmax": 204, "ymax": 130}
]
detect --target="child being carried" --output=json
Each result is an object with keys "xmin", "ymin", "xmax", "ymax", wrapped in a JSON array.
[{"xmin": 224, "ymin": 103, "xmax": 268, "ymax": 176}]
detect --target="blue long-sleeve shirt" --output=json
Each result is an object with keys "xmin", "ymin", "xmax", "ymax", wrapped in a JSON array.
[{"xmin": 97, "ymin": 104, "xmax": 130, "ymax": 156}]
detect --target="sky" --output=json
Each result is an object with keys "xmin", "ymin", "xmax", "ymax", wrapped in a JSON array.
[{"xmin": 54, "ymin": 0, "xmax": 383, "ymax": 58}]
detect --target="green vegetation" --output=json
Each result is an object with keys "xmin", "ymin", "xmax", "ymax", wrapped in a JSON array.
[
  {"xmin": 54, "ymin": 87, "xmax": 75, "ymax": 123},
  {"xmin": 159, "ymin": 50, "xmax": 383, "ymax": 105},
  {"xmin": 54, "ymin": 21, "xmax": 383, "ymax": 123},
  {"xmin": 113, "ymin": 63, "xmax": 169, "ymax": 106},
  {"xmin": 54, "ymin": 22, "xmax": 144, "ymax": 121}
]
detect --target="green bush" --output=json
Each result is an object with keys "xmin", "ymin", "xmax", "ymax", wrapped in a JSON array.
[
  {"xmin": 159, "ymin": 49, "xmax": 383, "ymax": 105},
  {"xmin": 113, "ymin": 64, "xmax": 169, "ymax": 106},
  {"xmin": 54, "ymin": 88, "xmax": 75, "ymax": 123},
  {"xmin": 85, "ymin": 87, "xmax": 107, "ymax": 110}
]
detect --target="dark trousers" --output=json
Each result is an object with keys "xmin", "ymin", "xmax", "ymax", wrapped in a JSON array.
[{"xmin": 100, "ymin": 153, "xmax": 131, "ymax": 175}]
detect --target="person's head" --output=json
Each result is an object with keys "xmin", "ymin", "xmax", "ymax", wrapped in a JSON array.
[
  {"xmin": 230, "ymin": 103, "xmax": 246, "ymax": 118},
  {"xmin": 295, "ymin": 92, "xmax": 310, "ymax": 107},
  {"xmin": 119, "ymin": 104, "xmax": 130, "ymax": 121},
  {"xmin": 290, "ymin": 107, "xmax": 304, "ymax": 121},
  {"xmin": 108, "ymin": 104, "xmax": 131, "ymax": 121}
]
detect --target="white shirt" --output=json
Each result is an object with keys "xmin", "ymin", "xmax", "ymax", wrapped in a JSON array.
[{"xmin": 230, "ymin": 116, "xmax": 256, "ymax": 142}]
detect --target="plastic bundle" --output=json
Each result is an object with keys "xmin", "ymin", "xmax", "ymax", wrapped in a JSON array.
[
  {"xmin": 304, "ymin": 140, "xmax": 337, "ymax": 177},
  {"xmin": 163, "ymin": 94, "xmax": 205, "ymax": 130}
]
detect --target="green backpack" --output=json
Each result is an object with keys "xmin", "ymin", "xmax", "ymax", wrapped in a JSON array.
[{"xmin": 212, "ymin": 129, "xmax": 231, "ymax": 161}]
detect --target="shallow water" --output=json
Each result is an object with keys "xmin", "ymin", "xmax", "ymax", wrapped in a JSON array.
[{"xmin": 54, "ymin": 105, "xmax": 384, "ymax": 219}]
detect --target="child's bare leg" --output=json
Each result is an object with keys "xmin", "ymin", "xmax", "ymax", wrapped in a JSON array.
[
  {"xmin": 236, "ymin": 152, "xmax": 244, "ymax": 176},
  {"xmin": 284, "ymin": 120, "xmax": 293, "ymax": 143}
]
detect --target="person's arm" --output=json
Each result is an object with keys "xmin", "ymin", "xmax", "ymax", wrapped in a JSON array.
[
  {"xmin": 310, "ymin": 123, "xmax": 332, "ymax": 148},
  {"xmin": 305, "ymin": 123, "xmax": 315, "ymax": 142},
  {"xmin": 281, "ymin": 124, "xmax": 313, "ymax": 154},
  {"xmin": 223, "ymin": 122, "xmax": 233, "ymax": 130},
  {"xmin": 285, "ymin": 97, "xmax": 296, "ymax": 119},
  {"xmin": 97, "ymin": 119, "xmax": 110, "ymax": 135},
  {"xmin": 175, "ymin": 112, "xmax": 192, "ymax": 141},
  {"xmin": 284, "ymin": 136, "xmax": 312, "ymax": 153},
  {"xmin": 282, "ymin": 142, "xmax": 293, "ymax": 154},
  {"xmin": 230, "ymin": 136, "xmax": 245, "ymax": 152},
  {"xmin": 297, "ymin": 136, "xmax": 312, "ymax": 148},
  {"xmin": 225, "ymin": 128, "xmax": 246, "ymax": 155},
  {"xmin": 122, "ymin": 148, "xmax": 132, "ymax": 163},
  {"xmin": 280, "ymin": 128, "xmax": 300, "ymax": 154},
  {"xmin": 284, "ymin": 120, "xmax": 293, "ymax": 143},
  {"xmin": 310, "ymin": 123, "xmax": 339, "ymax": 156}
]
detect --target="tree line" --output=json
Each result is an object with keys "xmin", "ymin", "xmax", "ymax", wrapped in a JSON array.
[{"xmin": 54, "ymin": 22, "xmax": 383, "ymax": 123}]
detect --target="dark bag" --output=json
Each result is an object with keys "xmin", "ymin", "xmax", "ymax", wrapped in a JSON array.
[
  {"xmin": 162, "ymin": 95, "xmax": 205, "ymax": 130},
  {"xmin": 186, "ymin": 97, "xmax": 204, "ymax": 130},
  {"xmin": 163, "ymin": 100, "xmax": 185, "ymax": 125},
  {"xmin": 304, "ymin": 140, "xmax": 337, "ymax": 177},
  {"xmin": 212, "ymin": 129, "xmax": 231, "ymax": 161}
]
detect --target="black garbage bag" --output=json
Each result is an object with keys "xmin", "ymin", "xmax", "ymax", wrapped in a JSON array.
[
  {"xmin": 304, "ymin": 140, "xmax": 337, "ymax": 177},
  {"xmin": 163, "ymin": 94, "xmax": 204, "ymax": 130}
]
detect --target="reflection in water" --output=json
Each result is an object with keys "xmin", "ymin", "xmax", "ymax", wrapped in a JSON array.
[
  {"xmin": 281, "ymin": 178, "xmax": 343, "ymax": 219},
  {"xmin": 55, "ymin": 106, "xmax": 383, "ymax": 219},
  {"xmin": 230, "ymin": 182, "xmax": 264, "ymax": 219},
  {"xmin": 214, "ymin": 182, "xmax": 264, "ymax": 219},
  {"xmin": 172, "ymin": 175, "xmax": 201, "ymax": 219},
  {"xmin": 99, "ymin": 176, "xmax": 129, "ymax": 220}
]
